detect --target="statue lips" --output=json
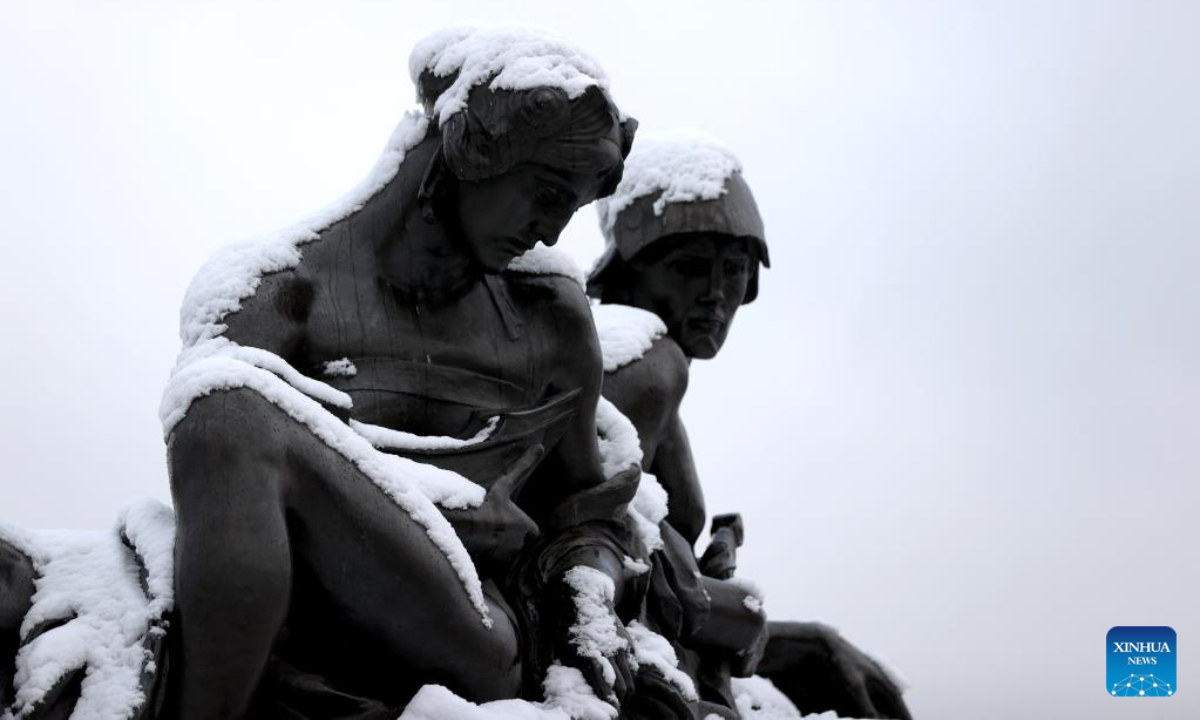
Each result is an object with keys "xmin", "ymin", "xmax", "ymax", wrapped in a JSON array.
[
  {"xmin": 501, "ymin": 236, "xmax": 539, "ymax": 259},
  {"xmin": 685, "ymin": 314, "xmax": 725, "ymax": 337}
]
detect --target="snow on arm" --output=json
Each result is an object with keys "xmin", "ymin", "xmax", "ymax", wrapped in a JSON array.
[
  {"xmin": 593, "ymin": 397, "xmax": 667, "ymax": 554},
  {"xmin": 563, "ymin": 566, "xmax": 629, "ymax": 688}
]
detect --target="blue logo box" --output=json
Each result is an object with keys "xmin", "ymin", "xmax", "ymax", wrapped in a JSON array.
[{"xmin": 1108, "ymin": 626, "xmax": 1176, "ymax": 697}]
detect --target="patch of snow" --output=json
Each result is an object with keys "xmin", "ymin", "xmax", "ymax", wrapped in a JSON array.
[
  {"xmin": 177, "ymin": 111, "xmax": 428, "ymax": 349},
  {"xmin": 596, "ymin": 129, "xmax": 741, "ymax": 235},
  {"xmin": 624, "ymin": 620, "xmax": 696, "ymax": 701},
  {"xmin": 159, "ymin": 354, "xmax": 490, "ymax": 623},
  {"xmin": 116, "ymin": 498, "xmax": 176, "ymax": 616},
  {"xmin": 593, "ymin": 397, "xmax": 641, "ymax": 480},
  {"xmin": 727, "ymin": 576, "xmax": 765, "ymax": 613},
  {"xmin": 563, "ymin": 566, "xmax": 628, "ymax": 688},
  {"xmin": 350, "ymin": 416, "xmax": 498, "ymax": 453},
  {"xmin": 400, "ymin": 684, "xmax": 566, "ymax": 720},
  {"xmin": 396, "ymin": 663, "xmax": 616, "ymax": 720},
  {"xmin": 621, "ymin": 556, "xmax": 650, "ymax": 576},
  {"xmin": 731, "ymin": 676, "xmax": 802, "ymax": 719},
  {"xmin": 541, "ymin": 664, "xmax": 618, "ymax": 720},
  {"xmin": 167, "ymin": 338, "xmax": 352, "ymax": 425},
  {"xmin": 628, "ymin": 473, "xmax": 668, "ymax": 554},
  {"xmin": 507, "ymin": 243, "xmax": 587, "ymax": 288},
  {"xmin": 591, "ymin": 304, "xmax": 666, "ymax": 373},
  {"xmin": 322, "ymin": 357, "xmax": 358, "ymax": 377},
  {"xmin": 8, "ymin": 499, "xmax": 175, "ymax": 720},
  {"xmin": 593, "ymin": 399, "xmax": 665, "ymax": 554},
  {"xmin": 409, "ymin": 26, "xmax": 617, "ymax": 125}
]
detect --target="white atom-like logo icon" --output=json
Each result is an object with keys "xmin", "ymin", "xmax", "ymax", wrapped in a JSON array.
[{"xmin": 1111, "ymin": 675, "xmax": 1173, "ymax": 697}]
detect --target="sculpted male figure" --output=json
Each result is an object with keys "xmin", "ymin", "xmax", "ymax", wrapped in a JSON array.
[
  {"xmin": 590, "ymin": 131, "xmax": 913, "ymax": 719},
  {"xmin": 160, "ymin": 28, "xmax": 644, "ymax": 719}
]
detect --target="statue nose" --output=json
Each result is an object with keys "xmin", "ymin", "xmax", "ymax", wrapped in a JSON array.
[{"xmin": 700, "ymin": 263, "xmax": 726, "ymax": 303}]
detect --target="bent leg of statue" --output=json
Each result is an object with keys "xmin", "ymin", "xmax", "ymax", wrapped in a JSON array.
[{"xmin": 168, "ymin": 387, "xmax": 521, "ymax": 720}]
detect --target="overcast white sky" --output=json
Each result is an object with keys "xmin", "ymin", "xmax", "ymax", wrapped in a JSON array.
[{"xmin": 2, "ymin": 2, "xmax": 1198, "ymax": 719}]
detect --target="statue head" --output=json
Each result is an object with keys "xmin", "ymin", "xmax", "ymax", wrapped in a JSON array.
[
  {"xmin": 588, "ymin": 131, "xmax": 769, "ymax": 359},
  {"xmin": 410, "ymin": 27, "xmax": 637, "ymax": 272}
]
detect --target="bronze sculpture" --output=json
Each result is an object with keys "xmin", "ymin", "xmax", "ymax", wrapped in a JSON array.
[
  {"xmin": 0, "ymin": 29, "xmax": 915, "ymax": 720},
  {"xmin": 590, "ymin": 130, "xmax": 912, "ymax": 720},
  {"xmin": 163, "ymin": 28, "xmax": 646, "ymax": 719}
]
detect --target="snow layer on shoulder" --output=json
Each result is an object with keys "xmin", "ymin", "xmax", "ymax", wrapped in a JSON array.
[
  {"xmin": 591, "ymin": 303, "xmax": 666, "ymax": 372},
  {"xmin": 596, "ymin": 129, "xmax": 741, "ymax": 235},
  {"xmin": 178, "ymin": 112, "xmax": 428, "ymax": 349},
  {"xmin": 409, "ymin": 26, "xmax": 615, "ymax": 125}
]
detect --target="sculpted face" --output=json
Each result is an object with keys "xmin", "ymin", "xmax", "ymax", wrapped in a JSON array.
[
  {"xmin": 453, "ymin": 163, "xmax": 607, "ymax": 273},
  {"xmin": 625, "ymin": 233, "xmax": 753, "ymax": 359}
]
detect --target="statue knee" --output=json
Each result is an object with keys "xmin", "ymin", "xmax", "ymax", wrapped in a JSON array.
[{"xmin": 167, "ymin": 387, "xmax": 289, "ymax": 497}]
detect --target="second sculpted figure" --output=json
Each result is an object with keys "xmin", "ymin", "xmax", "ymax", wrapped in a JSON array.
[{"xmin": 590, "ymin": 130, "xmax": 913, "ymax": 720}]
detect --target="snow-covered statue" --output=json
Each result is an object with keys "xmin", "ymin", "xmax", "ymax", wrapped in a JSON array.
[
  {"xmin": 0, "ymin": 26, "xmax": 710, "ymax": 720},
  {"xmin": 589, "ymin": 131, "xmax": 912, "ymax": 720}
]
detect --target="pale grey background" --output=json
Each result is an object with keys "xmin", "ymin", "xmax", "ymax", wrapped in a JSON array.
[{"xmin": 2, "ymin": 2, "xmax": 1197, "ymax": 718}]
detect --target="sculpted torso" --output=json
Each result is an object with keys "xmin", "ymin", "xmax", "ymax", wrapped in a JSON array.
[{"xmin": 234, "ymin": 240, "xmax": 582, "ymax": 437}]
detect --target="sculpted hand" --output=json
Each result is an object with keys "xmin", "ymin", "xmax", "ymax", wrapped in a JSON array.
[
  {"xmin": 757, "ymin": 621, "xmax": 911, "ymax": 720},
  {"xmin": 443, "ymin": 444, "xmax": 543, "ymax": 571}
]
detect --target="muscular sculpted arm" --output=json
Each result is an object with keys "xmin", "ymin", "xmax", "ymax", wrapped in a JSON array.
[
  {"xmin": 220, "ymin": 271, "xmax": 311, "ymax": 366},
  {"xmin": 602, "ymin": 336, "xmax": 706, "ymax": 547},
  {"xmin": 517, "ymin": 277, "xmax": 640, "ymax": 703}
]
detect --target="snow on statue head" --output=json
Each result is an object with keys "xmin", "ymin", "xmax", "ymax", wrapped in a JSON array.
[
  {"xmin": 588, "ymin": 130, "xmax": 770, "ymax": 359},
  {"xmin": 409, "ymin": 27, "xmax": 637, "ymax": 223}
]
